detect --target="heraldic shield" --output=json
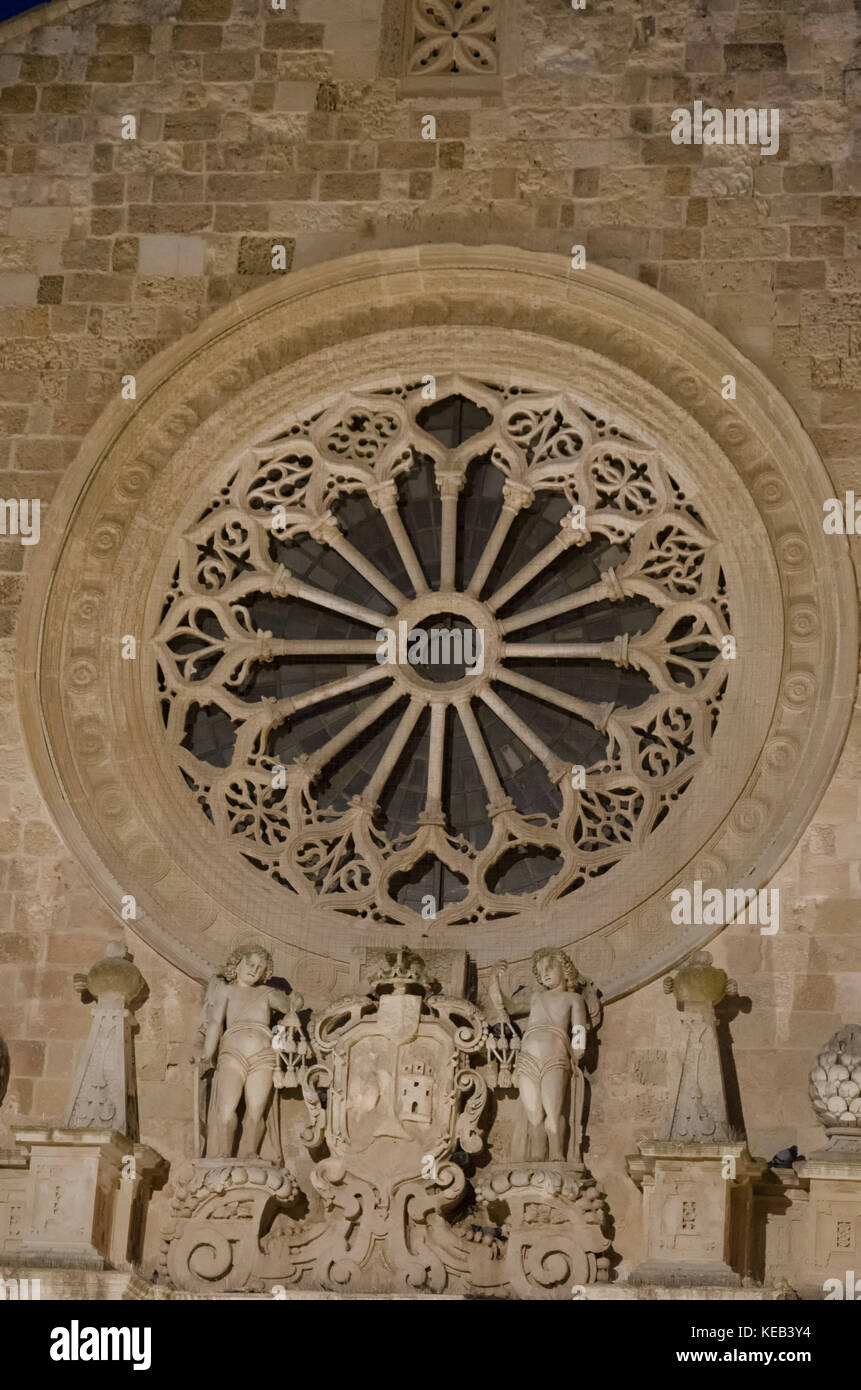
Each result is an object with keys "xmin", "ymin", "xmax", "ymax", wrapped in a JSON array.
[{"xmin": 303, "ymin": 948, "xmax": 489, "ymax": 1190}]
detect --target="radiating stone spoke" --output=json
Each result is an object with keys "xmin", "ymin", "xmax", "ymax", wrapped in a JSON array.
[
  {"xmin": 212, "ymin": 667, "xmax": 393, "ymax": 755},
  {"xmin": 486, "ymin": 526, "xmax": 582, "ymax": 613},
  {"xmin": 477, "ymin": 687, "xmax": 568, "ymax": 783},
  {"xmin": 370, "ymin": 482, "xmax": 430, "ymax": 596},
  {"xmin": 304, "ymin": 683, "xmax": 402, "ymax": 779},
  {"xmin": 421, "ymin": 700, "xmax": 446, "ymax": 823},
  {"xmin": 467, "ymin": 480, "xmax": 533, "ymax": 597},
  {"xmin": 436, "ymin": 468, "xmax": 464, "ymax": 592},
  {"xmin": 494, "ymin": 667, "xmax": 615, "ymax": 732},
  {"xmin": 268, "ymin": 566, "xmax": 391, "ymax": 628},
  {"xmin": 502, "ymin": 635, "xmax": 629, "ymax": 665},
  {"xmin": 455, "ymin": 698, "xmax": 509, "ymax": 809},
  {"xmin": 356, "ymin": 694, "xmax": 426, "ymax": 808},
  {"xmin": 286, "ymin": 665, "xmax": 391, "ymax": 715},
  {"xmin": 499, "ymin": 567, "xmax": 627, "ymax": 634},
  {"xmin": 310, "ymin": 515, "xmax": 406, "ymax": 609},
  {"xmin": 266, "ymin": 640, "xmax": 382, "ymax": 656}
]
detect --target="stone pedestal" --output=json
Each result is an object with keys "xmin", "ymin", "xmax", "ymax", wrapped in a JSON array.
[
  {"xmin": 627, "ymin": 1140, "xmax": 765, "ymax": 1286},
  {"xmin": 793, "ymin": 1137, "xmax": 861, "ymax": 1296},
  {"xmin": 8, "ymin": 1128, "xmax": 165, "ymax": 1271},
  {"xmin": 753, "ymin": 1164, "xmax": 809, "ymax": 1289},
  {"xmin": 0, "ymin": 946, "xmax": 168, "ymax": 1274},
  {"xmin": 626, "ymin": 951, "xmax": 767, "ymax": 1287},
  {"xmin": 0, "ymin": 1151, "xmax": 29, "ymax": 1257}
]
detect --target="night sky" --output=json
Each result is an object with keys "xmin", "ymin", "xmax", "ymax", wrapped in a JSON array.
[{"xmin": 0, "ymin": 0, "xmax": 59, "ymax": 23}]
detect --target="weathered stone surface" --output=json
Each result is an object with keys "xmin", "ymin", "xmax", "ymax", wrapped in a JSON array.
[{"xmin": 0, "ymin": 0, "xmax": 857, "ymax": 1301}]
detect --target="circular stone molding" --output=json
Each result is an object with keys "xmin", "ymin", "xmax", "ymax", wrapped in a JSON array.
[{"xmin": 18, "ymin": 246, "xmax": 857, "ymax": 999}]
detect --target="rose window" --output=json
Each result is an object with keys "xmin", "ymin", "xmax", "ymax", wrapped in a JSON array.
[{"xmin": 154, "ymin": 377, "xmax": 730, "ymax": 930}]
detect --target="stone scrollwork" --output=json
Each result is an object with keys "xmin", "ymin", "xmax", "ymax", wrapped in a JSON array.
[
  {"xmin": 158, "ymin": 1162, "xmax": 299, "ymax": 1295},
  {"xmin": 473, "ymin": 1166, "xmax": 611, "ymax": 1297}
]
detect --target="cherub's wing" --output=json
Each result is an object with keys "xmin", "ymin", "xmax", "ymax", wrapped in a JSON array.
[
  {"xmin": 582, "ymin": 979, "xmax": 602, "ymax": 1027},
  {"xmin": 198, "ymin": 972, "xmax": 224, "ymax": 1040}
]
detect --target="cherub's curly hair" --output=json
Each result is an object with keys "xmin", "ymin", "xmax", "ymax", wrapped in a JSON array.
[
  {"xmin": 531, "ymin": 947, "xmax": 582, "ymax": 991},
  {"xmin": 221, "ymin": 942, "xmax": 273, "ymax": 983}
]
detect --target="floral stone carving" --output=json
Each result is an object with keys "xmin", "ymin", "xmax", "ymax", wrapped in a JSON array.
[{"xmin": 407, "ymin": 1, "xmax": 498, "ymax": 78}]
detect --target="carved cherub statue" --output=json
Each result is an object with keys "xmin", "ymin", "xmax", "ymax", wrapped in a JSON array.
[
  {"xmin": 196, "ymin": 943, "xmax": 302, "ymax": 1159},
  {"xmin": 489, "ymin": 948, "xmax": 601, "ymax": 1165}
]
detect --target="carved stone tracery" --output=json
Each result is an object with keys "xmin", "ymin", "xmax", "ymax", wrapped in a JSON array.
[
  {"xmin": 18, "ymin": 247, "xmax": 856, "ymax": 996},
  {"xmin": 154, "ymin": 377, "xmax": 730, "ymax": 934}
]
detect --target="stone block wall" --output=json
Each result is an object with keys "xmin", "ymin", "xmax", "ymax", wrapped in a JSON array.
[{"xmin": 0, "ymin": 0, "xmax": 858, "ymax": 1275}]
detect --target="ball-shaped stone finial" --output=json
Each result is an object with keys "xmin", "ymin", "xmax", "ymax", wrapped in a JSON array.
[
  {"xmin": 82, "ymin": 941, "xmax": 145, "ymax": 1006},
  {"xmin": 809, "ymin": 1024, "xmax": 861, "ymax": 1131},
  {"xmin": 666, "ymin": 949, "xmax": 732, "ymax": 1008}
]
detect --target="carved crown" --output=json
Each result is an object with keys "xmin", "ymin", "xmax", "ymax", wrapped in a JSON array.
[{"xmin": 369, "ymin": 946, "xmax": 434, "ymax": 996}]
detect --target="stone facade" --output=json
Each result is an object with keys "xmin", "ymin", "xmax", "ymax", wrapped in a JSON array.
[{"xmin": 0, "ymin": 0, "xmax": 859, "ymax": 1291}]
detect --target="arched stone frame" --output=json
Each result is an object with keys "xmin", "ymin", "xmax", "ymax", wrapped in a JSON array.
[{"xmin": 17, "ymin": 245, "xmax": 857, "ymax": 1003}]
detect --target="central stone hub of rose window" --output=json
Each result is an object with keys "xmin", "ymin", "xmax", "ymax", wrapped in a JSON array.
[{"xmin": 409, "ymin": 613, "xmax": 483, "ymax": 684}]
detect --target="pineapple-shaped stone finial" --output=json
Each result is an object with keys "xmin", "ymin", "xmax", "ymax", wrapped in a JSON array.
[{"xmin": 809, "ymin": 1023, "xmax": 861, "ymax": 1137}]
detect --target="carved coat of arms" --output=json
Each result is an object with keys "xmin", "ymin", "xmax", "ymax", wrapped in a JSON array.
[{"xmin": 161, "ymin": 945, "xmax": 612, "ymax": 1297}]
